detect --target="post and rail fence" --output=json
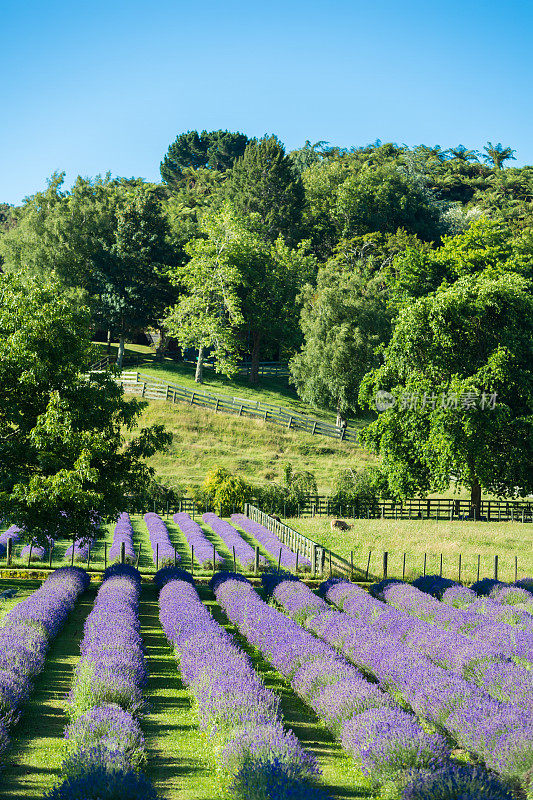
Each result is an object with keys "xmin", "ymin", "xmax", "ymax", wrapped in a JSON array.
[{"xmin": 104, "ymin": 370, "xmax": 359, "ymax": 443}]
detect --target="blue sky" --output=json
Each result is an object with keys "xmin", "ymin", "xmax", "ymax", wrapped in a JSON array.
[{"xmin": 1, "ymin": 0, "xmax": 531, "ymax": 205}]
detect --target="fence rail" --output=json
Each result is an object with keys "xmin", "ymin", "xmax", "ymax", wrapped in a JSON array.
[
  {"xmin": 282, "ymin": 495, "xmax": 533, "ymax": 522},
  {"xmin": 109, "ymin": 371, "xmax": 358, "ymax": 443}
]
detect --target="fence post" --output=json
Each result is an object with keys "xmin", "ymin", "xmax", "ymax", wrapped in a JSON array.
[
  {"xmin": 49, "ymin": 543, "xmax": 54, "ymax": 569},
  {"xmin": 295, "ymin": 550, "xmax": 299, "ymax": 573},
  {"xmin": 439, "ymin": 553, "xmax": 443, "ymax": 577},
  {"xmin": 382, "ymin": 551, "xmax": 388, "ymax": 579},
  {"xmin": 6, "ymin": 537, "xmax": 12, "ymax": 566},
  {"xmin": 365, "ymin": 550, "xmax": 371, "ymax": 581},
  {"xmin": 71, "ymin": 542, "xmax": 75, "ymax": 567},
  {"xmin": 233, "ymin": 546, "xmax": 237, "ymax": 572},
  {"xmin": 254, "ymin": 545, "xmax": 260, "ymax": 576},
  {"xmin": 87, "ymin": 543, "xmax": 91, "ymax": 570},
  {"xmin": 458, "ymin": 553, "xmax": 462, "ymax": 583},
  {"xmin": 515, "ymin": 555, "xmax": 518, "ymax": 583},
  {"xmin": 477, "ymin": 554, "xmax": 480, "ymax": 582},
  {"xmin": 191, "ymin": 546, "xmax": 194, "ymax": 576},
  {"xmin": 423, "ymin": 552, "xmax": 427, "ymax": 577},
  {"xmin": 156, "ymin": 543, "xmax": 159, "ymax": 571},
  {"xmin": 494, "ymin": 554, "xmax": 498, "ymax": 581},
  {"xmin": 121, "ymin": 542, "xmax": 125, "ymax": 564},
  {"xmin": 28, "ymin": 542, "xmax": 33, "ymax": 567},
  {"xmin": 104, "ymin": 542, "xmax": 107, "ymax": 570},
  {"xmin": 402, "ymin": 552, "xmax": 406, "ymax": 581},
  {"xmin": 278, "ymin": 548, "xmax": 282, "ymax": 573}
]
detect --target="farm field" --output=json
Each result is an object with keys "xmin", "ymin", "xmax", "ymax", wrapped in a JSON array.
[
  {"xmin": 288, "ymin": 516, "xmax": 533, "ymax": 583},
  {"xmin": 0, "ymin": 511, "xmax": 532, "ymax": 799}
]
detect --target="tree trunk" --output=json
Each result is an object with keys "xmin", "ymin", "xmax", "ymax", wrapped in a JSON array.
[
  {"xmin": 195, "ymin": 344, "xmax": 205, "ymax": 383},
  {"xmin": 249, "ymin": 332, "xmax": 262, "ymax": 384},
  {"xmin": 116, "ymin": 334, "xmax": 126, "ymax": 371},
  {"xmin": 106, "ymin": 329, "xmax": 112, "ymax": 354},
  {"xmin": 470, "ymin": 477, "xmax": 482, "ymax": 517},
  {"xmin": 336, "ymin": 398, "xmax": 346, "ymax": 429}
]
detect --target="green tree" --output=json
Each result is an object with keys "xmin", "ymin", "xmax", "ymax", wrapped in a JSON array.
[
  {"xmin": 359, "ymin": 271, "xmax": 533, "ymax": 513},
  {"xmin": 483, "ymin": 142, "xmax": 517, "ymax": 170},
  {"xmin": 0, "ymin": 274, "xmax": 170, "ymax": 549},
  {"xmin": 0, "ymin": 174, "xmax": 177, "ymax": 369},
  {"xmin": 290, "ymin": 259, "xmax": 391, "ymax": 426},
  {"xmin": 448, "ymin": 145, "xmax": 481, "ymax": 164},
  {"xmin": 223, "ymin": 135, "xmax": 305, "ymax": 245},
  {"xmin": 163, "ymin": 204, "xmax": 246, "ymax": 382},
  {"xmin": 160, "ymin": 130, "xmax": 249, "ymax": 188}
]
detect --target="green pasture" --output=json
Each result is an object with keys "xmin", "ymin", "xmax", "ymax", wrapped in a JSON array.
[{"xmin": 288, "ymin": 516, "xmax": 533, "ymax": 583}]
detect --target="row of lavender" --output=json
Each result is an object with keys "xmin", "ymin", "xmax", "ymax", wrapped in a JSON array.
[
  {"xmin": 0, "ymin": 568, "xmax": 89, "ymax": 762},
  {"xmin": 231, "ymin": 514, "xmax": 311, "ymax": 571},
  {"xmin": 157, "ymin": 567, "xmax": 327, "ymax": 800},
  {"xmin": 266, "ymin": 574, "xmax": 532, "ymax": 796},
  {"xmin": 44, "ymin": 564, "xmax": 158, "ymax": 800},
  {"xmin": 212, "ymin": 572, "xmax": 488, "ymax": 799}
]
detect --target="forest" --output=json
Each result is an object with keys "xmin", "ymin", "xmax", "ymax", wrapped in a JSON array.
[{"xmin": 0, "ymin": 132, "xmax": 532, "ymax": 532}]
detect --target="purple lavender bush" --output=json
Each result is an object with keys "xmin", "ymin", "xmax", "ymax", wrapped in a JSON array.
[
  {"xmin": 143, "ymin": 512, "xmax": 178, "ymax": 567},
  {"xmin": 20, "ymin": 537, "xmax": 54, "ymax": 563},
  {"xmin": 67, "ymin": 565, "xmax": 146, "ymax": 720},
  {"xmin": 231, "ymin": 513, "xmax": 311, "ymax": 571},
  {"xmin": 64, "ymin": 537, "xmax": 92, "ymax": 563},
  {"xmin": 401, "ymin": 762, "xmax": 514, "ymax": 800},
  {"xmin": 44, "ymin": 753, "xmax": 159, "ymax": 800},
  {"xmin": 0, "ymin": 525, "xmax": 21, "ymax": 556},
  {"xmin": 212, "ymin": 575, "xmax": 449, "ymax": 791},
  {"xmin": 109, "ymin": 513, "xmax": 136, "ymax": 564},
  {"xmin": 158, "ymin": 572, "xmax": 324, "ymax": 800},
  {"xmin": 172, "ymin": 512, "xmax": 224, "ymax": 569},
  {"xmin": 65, "ymin": 704, "xmax": 146, "ymax": 769},
  {"xmin": 203, "ymin": 512, "xmax": 267, "ymax": 571},
  {"xmin": 0, "ymin": 567, "xmax": 88, "ymax": 750}
]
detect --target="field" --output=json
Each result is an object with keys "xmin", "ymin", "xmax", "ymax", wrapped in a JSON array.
[
  {"xmin": 1, "ymin": 511, "xmax": 532, "ymax": 799},
  {"xmin": 287, "ymin": 516, "xmax": 533, "ymax": 583}
]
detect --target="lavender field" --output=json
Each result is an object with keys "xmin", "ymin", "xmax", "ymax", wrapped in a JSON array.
[{"xmin": 0, "ymin": 513, "xmax": 531, "ymax": 799}]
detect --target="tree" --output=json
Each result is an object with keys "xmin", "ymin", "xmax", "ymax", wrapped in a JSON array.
[
  {"xmin": 160, "ymin": 130, "xmax": 249, "ymax": 188},
  {"xmin": 449, "ymin": 145, "xmax": 481, "ymax": 164},
  {"xmin": 386, "ymin": 218, "xmax": 533, "ymax": 304},
  {"xmin": 0, "ymin": 174, "xmax": 177, "ymax": 369},
  {"xmin": 290, "ymin": 259, "xmax": 391, "ymax": 426},
  {"xmin": 163, "ymin": 205, "xmax": 246, "ymax": 382},
  {"xmin": 359, "ymin": 271, "xmax": 533, "ymax": 513},
  {"xmin": 0, "ymin": 274, "xmax": 171, "ymax": 549},
  {"xmin": 223, "ymin": 135, "xmax": 305, "ymax": 245},
  {"xmin": 288, "ymin": 140, "xmax": 331, "ymax": 175},
  {"xmin": 483, "ymin": 142, "xmax": 517, "ymax": 170}
]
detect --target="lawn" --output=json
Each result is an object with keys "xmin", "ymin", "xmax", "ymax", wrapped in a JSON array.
[
  {"xmin": 286, "ymin": 516, "xmax": 533, "ymax": 583},
  {"xmin": 130, "ymin": 400, "xmax": 373, "ymax": 496}
]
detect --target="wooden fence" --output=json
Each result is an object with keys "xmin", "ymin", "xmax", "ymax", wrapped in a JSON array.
[
  {"xmin": 284, "ymin": 495, "xmax": 533, "ymax": 522},
  {"xmin": 112, "ymin": 371, "xmax": 358, "ymax": 443}
]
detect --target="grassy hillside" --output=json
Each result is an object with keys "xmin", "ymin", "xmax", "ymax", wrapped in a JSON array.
[
  {"xmin": 133, "ymin": 399, "xmax": 373, "ymax": 495},
  {"xmin": 94, "ymin": 342, "xmax": 368, "ymax": 426}
]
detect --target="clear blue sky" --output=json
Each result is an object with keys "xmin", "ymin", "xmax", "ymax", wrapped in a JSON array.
[{"xmin": 1, "ymin": 0, "xmax": 531, "ymax": 206}]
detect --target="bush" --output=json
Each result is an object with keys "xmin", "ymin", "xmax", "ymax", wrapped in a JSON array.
[{"xmin": 332, "ymin": 466, "xmax": 389, "ymax": 507}]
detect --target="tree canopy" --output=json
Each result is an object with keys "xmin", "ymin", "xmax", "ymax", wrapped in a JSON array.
[
  {"xmin": 0, "ymin": 274, "xmax": 170, "ymax": 548},
  {"xmin": 160, "ymin": 130, "xmax": 249, "ymax": 188}
]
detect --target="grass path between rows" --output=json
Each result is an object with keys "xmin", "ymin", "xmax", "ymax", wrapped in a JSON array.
[
  {"xmin": 0, "ymin": 588, "xmax": 96, "ymax": 800},
  {"xmin": 139, "ymin": 585, "xmax": 219, "ymax": 800}
]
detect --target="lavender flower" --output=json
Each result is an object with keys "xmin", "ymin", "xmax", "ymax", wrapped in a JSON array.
[
  {"xmin": 20, "ymin": 537, "xmax": 54, "ymax": 562},
  {"xmin": 401, "ymin": 762, "xmax": 514, "ymax": 800},
  {"xmin": 212, "ymin": 574, "xmax": 450, "ymax": 792},
  {"xmin": 203, "ymin": 513, "xmax": 267, "ymax": 571},
  {"xmin": 109, "ymin": 513, "xmax": 136, "ymax": 564},
  {"xmin": 172, "ymin": 512, "xmax": 224, "ymax": 569},
  {"xmin": 158, "ymin": 573, "xmax": 323, "ymax": 799},
  {"xmin": 231, "ymin": 513, "xmax": 311, "ymax": 571},
  {"xmin": 143, "ymin": 513, "xmax": 178, "ymax": 567},
  {"xmin": 65, "ymin": 703, "xmax": 146, "ymax": 769}
]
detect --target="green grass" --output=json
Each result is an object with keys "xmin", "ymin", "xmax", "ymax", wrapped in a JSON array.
[
  {"xmin": 139, "ymin": 585, "xmax": 220, "ymax": 800},
  {"xmin": 286, "ymin": 516, "xmax": 533, "ymax": 583},
  {"xmin": 0, "ymin": 586, "xmax": 96, "ymax": 799},
  {"xmin": 132, "ymin": 400, "xmax": 373, "ymax": 495}
]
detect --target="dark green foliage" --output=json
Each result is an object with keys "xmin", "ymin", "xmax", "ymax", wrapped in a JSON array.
[
  {"xmin": 224, "ymin": 135, "xmax": 305, "ymax": 245},
  {"xmin": 0, "ymin": 274, "xmax": 171, "ymax": 548},
  {"xmin": 359, "ymin": 270, "xmax": 533, "ymax": 506},
  {"xmin": 160, "ymin": 129, "xmax": 249, "ymax": 187}
]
